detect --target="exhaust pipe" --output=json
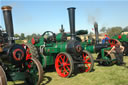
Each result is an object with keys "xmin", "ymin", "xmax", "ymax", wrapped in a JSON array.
[
  {"xmin": 67, "ymin": 7, "xmax": 76, "ymax": 40},
  {"xmin": 94, "ymin": 22, "xmax": 99, "ymax": 44},
  {"xmin": 1, "ymin": 6, "xmax": 15, "ymax": 45}
]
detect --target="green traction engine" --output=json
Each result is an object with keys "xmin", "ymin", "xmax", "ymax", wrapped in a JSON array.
[
  {"xmin": 0, "ymin": 6, "xmax": 43, "ymax": 85},
  {"xmin": 26, "ymin": 7, "xmax": 94, "ymax": 78},
  {"xmin": 78, "ymin": 22, "xmax": 118, "ymax": 66}
]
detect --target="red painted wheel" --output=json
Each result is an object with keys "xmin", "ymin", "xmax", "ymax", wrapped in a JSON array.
[
  {"xmin": 80, "ymin": 50, "xmax": 94, "ymax": 72},
  {"xmin": 0, "ymin": 66, "xmax": 7, "ymax": 85},
  {"xmin": 108, "ymin": 39, "xmax": 120, "ymax": 47},
  {"xmin": 55, "ymin": 52, "xmax": 74, "ymax": 78}
]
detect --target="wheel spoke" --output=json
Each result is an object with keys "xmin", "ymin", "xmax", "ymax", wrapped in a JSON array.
[
  {"xmin": 66, "ymin": 63, "xmax": 70, "ymax": 66},
  {"xmin": 60, "ymin": 55, "xmax": 64, "ymax": 62},
  {"xmin": 58, "ymin": 65, "xmax": 61, "ymax": 67},
  {"xmin": 58, "ymin": 60, "xmax": 62, "ymax": 64},
  {"xmin": 86, "ymin": 64, "xmax": 90, "ymax": 70},
  {"xmin": 63, "ymin": 67, "xmax": 68, "ymax": 74},
  {"xmin": 66, "ymin": 58, "xmax": 68, "ymax": 63},
  {"xmin": 66, "ymin": 66, "xmax": 70, "ymax": 71},
  {"xmin": 86, "ymin": 62, "xmax": 91, "ymax": 64},
  {"xmin": 85, "ymin": 58, "xmax": 90, "ymax": 63}
]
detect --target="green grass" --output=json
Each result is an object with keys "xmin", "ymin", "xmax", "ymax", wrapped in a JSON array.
[{"xmin": 8, "ymin": 54, "xmax": 128, "ymax": 85}]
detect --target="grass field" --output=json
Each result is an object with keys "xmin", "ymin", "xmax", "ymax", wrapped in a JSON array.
[{"xmin": 8, "ymin": 54, "xmax": 128, "ymax": 85}]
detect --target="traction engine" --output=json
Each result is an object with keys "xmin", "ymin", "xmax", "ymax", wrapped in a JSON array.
[
  {"xmin": 0, "ymin": 6, "xmax": 43, "ymax": 85},
  {"xmin": 78, "ymin": 22, "xmax": 119, "ymax": 66},
  {"xmin": 26, "ymin": 7, "xmax": 94, "ymax": 78}
]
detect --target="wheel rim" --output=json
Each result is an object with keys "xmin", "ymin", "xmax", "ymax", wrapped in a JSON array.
[
  {"xmin": 0, "ymin": 66, "xmax": 7, "ymax": 85},
  {"xmin": 55, "ymin": 53, "xmax": 73, "ymax": 77},
  {"xmin": 25, "ymin": 58, "xmax": 43, "ymax": 85},
  {"xmin": 81, "ymin": 51, "xmax": 93, "ymax": 72}
]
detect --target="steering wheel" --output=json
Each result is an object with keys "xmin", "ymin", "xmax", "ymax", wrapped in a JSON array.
[{"xmin": 42, "ymin": 31, "xmax": 56, "ymax": 42}]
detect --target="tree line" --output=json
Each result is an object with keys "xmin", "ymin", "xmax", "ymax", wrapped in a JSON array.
[
  {"xmin": 100, "ymin": 26, "xmax": 128, "ymax": 37},
  {"xmin": 14, "ymin": 33, "xmax": 41, "ymax": 40},
  {"xmin": 14, "ymin": 33, "xmax": 41, "ymax": 44}
]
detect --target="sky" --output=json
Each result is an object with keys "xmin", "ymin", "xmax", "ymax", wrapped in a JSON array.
[{"xmin": 0, "ymin": 0, "xmax": 128, "ymax": 35}]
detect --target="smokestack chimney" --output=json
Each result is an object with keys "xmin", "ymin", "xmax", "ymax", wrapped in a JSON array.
[
  {"xmin": 60, "ymin": 24, "xmax": 64, "ymax": 33},
  {"xmin": 61, "ymin": 24, "xmax": 63, "ymax": 29},
  {"xmin": 1, "ymin": 6, "xmax": 15, "ymax": 45},
  {"xmin": 67, "ymin": 7, "xmax": 76, "ymax": 40},
  {"xmin": 94, "ymin": 22, "xmax": 99, "ymax": 44}
]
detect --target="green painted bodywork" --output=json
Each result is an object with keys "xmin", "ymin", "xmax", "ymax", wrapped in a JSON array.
[
  {"xmin": 28, "ymin": 30, "xmax": 88, "ymax": 67},
  {"xmin": 28, "ymin": 35, "xmax": 67, "ymax": 67},
  {"xmin": 4, "ymin": 64, "xmax": 26, "ymax": 81},
  {"xmin": 56, "ymin": 33, "xmax": 64, "ymax": 42},
  {"xmin": 87, "ymin": 39, "xmax": 93, "ymax": 45},
  {"xmin": 85, "ymin": 45, "xmax": 95, "ymax": 53}
]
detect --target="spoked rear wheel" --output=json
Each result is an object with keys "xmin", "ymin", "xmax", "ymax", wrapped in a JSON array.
[
  {"xmin": 25, "ymin": 58, "xmax": 43, "ymax": 85},
  {"xmin": 55, "ymin": 52, "xmax": 74, "ymax": 78},
  {"xmin": 80, "ymin": 50, "xmax": 94, "ymax": 72},
  {"xmin": 0, "ymin": 66, "xmax": 7, "ymax": 85}
]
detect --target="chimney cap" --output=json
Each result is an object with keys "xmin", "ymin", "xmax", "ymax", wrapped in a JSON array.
[
  {"xmin": 67, "ymin": 7, "xmax": 76, "ymax": 10},
  {"xmin": 1, "ymin": 6, "xmax": 12, "ymax": 11}
]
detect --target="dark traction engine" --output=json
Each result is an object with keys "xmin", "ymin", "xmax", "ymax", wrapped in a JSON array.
[{"xmin": 0, "ymin": 6, "xmax": 43, "ymax": 85}]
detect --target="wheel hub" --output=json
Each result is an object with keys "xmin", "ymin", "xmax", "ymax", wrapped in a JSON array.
[{"xmin": 61, "ymin": 62, "xmax": 68, "ymax": 67}]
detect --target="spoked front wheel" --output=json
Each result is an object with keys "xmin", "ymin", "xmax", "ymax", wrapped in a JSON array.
[
  {"xmin": 0, "ymin": 66, "xmax": 7, "ymax": 85},
  {"xmin": 80, "ymin": 50, "xmax": 94, "ymax": 72},
  {"xmin": 25, "ymin": 57, "xmax": 43, "ymax": 85},
  {"xmin": 55, "ymin": 52, "xmax": 74, "ymax": 78}
]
